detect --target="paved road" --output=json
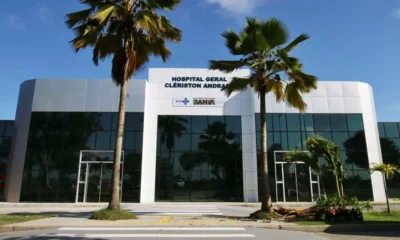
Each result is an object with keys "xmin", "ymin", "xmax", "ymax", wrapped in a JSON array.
[
  {"xmin": 317, "ymin": 231, "xmax": 400, "ymax": 240},
  {"xmin": 0, "ymin": 227, "xmax": 327, "ymax": 239}
]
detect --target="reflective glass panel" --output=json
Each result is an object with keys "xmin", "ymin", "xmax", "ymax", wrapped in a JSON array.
[
  {"xmin": 330, "ymin": 114, "xmax": 348, "ymax": 131},
  {"xmin": 303, "ymin": 114, "xmax": 314, "ymax": 132},
  {"xmin": 225, "ymin": 116, "xmax": 241, "ymax": 134},
  {"xmin": 313, "ymin": 115, "xmax": 331, "ymax": 131},
  {"xmin": 378, "ymin": 122, "xmax": 385, "ymax": 137},
  {"xmin": 332, "ymin": 132, "xmax": 349, "ymax": 150},
  {"xmin": 287, "ymin": 114, "xmax": 301, "ymax": 131},
  {"xmin": 192, "ymin": 116, "xmax": 208, "ymax": 133},
  {"xmin": 384, "ymin": 123, "xmax": 400, "ymax": 138},
  {"xmin": 96, "ymin": 132, "xmax": 111, "ymax": 150},
  {"xmin": 347, "ymin": 114, "xmax": 364, "ymax": 132},
  {"xmin": 273, "ymin": 114, "xmax": 286, "ymax": 131},
  {"xmin": 288, "ymin": 132, "xmax": 302, "ymax": 150}
]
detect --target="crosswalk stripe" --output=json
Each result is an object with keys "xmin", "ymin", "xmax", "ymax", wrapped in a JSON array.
[
  {"xmin": 41, "ymin": 234, "xmax": 255, "ymax": 238},
  {"xmin": 58, "ymin": 227, "xmax": 246, "ymax": 231}
]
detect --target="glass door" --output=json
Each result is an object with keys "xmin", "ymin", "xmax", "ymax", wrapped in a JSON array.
[
  {"xmin": 274, "ymin": 151, "xmax": 320, "ymax": 202},
  {"xmin": 75, "ymin": 150, "xmax": 124, "ymax": 203}
]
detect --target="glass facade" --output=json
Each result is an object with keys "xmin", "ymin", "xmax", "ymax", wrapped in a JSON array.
[
  {"xmin": 0, "ymin": 121, "xmax": 14, "ymax": 200},
  {"xmin": 256, "ymin": 113, "xmax": 373, "ymax": 201},
  {"xmin": 377, "ymin": 122, "xmax": 400, "ymax": 198},
  {"xmin": 155, "ymin": 116, "xmax": 243, "ymax": 202},
  {"xmin": 20, "ymin": 112, "xmax": 143, "ymax": 202}
]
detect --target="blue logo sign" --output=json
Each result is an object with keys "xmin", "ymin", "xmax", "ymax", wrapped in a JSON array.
[{"xmin": 175, "ymin": 98, "xmax": 190, "ymax": 105}]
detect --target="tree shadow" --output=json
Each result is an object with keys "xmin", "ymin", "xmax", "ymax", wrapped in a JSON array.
[
  {"xmin": 6, "ymin": 211, "xmax": 94, "ymax": 218},
  {"xmin": 3, "ymin": 236, "xmax": 107, "ymax": 240},
  {"xmin": 324, "ymin": 222, "xmax": 400, "ymax": 236}
]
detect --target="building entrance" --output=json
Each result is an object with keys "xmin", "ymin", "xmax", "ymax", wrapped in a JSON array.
[
  {"xmin": 274, "ymin": 151, "xmax": 321, "ymax": 202},
  {"xmin": 75, "ymin": 151, "xmax": 124, "ymax": 203}
]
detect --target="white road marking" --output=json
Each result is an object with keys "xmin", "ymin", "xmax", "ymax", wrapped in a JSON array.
[
  {"xmin": 41, "ymin": 233, "xmax": 255, "ymax": 238},
  {"xmin": 58, "ymin": 227, "xmax": 246, "ymax": 231}
]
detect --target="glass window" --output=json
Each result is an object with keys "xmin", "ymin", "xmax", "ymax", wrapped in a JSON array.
[
  {"xmin": 191, "ymin": 134, "xmax": 202, "ymax": 151},
  {"xmin": 4, "ymin": 122, "xmax": 14, "ymax": 137},
  {"xmin": 273, "ymin": 114, "xmax": 286, "ymax": 131},
  {"xmin": 286, "ymin": 114, "xmax": 301, "ymax": 131},
  {"xmin": 267, "ymin": 114, "xmax": 273, "ymax": 131},
  {"xmin": 384, "ymin": 123, "xmax": 399, "ymax": 138},
  {"xmin": 225, "ymin": 116, "xmax": 241, "ymax": 134},
  {"xmin": 86, "ymin": 133, "xmax": 96, "ymax": 150},
  {"xmin": 192, "ymin": 116, "xmax": 208, "ymax": 133},
  {"xmin": 347, "ymin": 114, "xmax": 364, "ymax": 132},
  {"xmin": 378, "ymin": 123, "xmax": 385, "ymax": 138},
  {"xmin": 135, "ymin": 132, "xmax": 143, "ymax": 151},
  {"xmin": 96, "ymin": 131, "xmax": 111, "ymax": 150},
  {"xmin": 288, "ymin": 132, "xmax": 302, "ymax": 150},
  {"xmin": 0, "ymin": 122, "xmax": 5, "ymax": 136},
  {"xmin": 313, "ymin": 115, "xmax": 331, "ymax": 131},
  {"xmin": 174, "ymin": 134, "xmax": 191, "ymax": 151},
  {"xmin": 302, "ymin": 114, "xmax": 314, "ymax": 131},
  {"xmin": 332, "ymin": 132, "xmax": 349, "ymax": 150},
  {"xmin": 273, "ymin": 132, "xmax": 288, "ymax": 150},
  {"xmin": 98, "ymin": 113, "xmax": 112, "ymax": 131},
  {"xmin": 267, "ymin": 132, "xmax": 274, "ymax": 150},
  {"xmin": 126, "ymin": 113, "xmax": 144, "ymax": 131},
  {"xmin": 110, "ymin": 131, "xmax": 116, "ymax": 150},
  {"xmin": 124, "ymin": 132, "xmax": 135, "ymax": 150},
  {"xmin": 330, "ymin": 114, "xmax": 348, "ymax": 131},
  {"xmin": 208, "ymin": 116, "xmax": 224, "ymax": 126}
]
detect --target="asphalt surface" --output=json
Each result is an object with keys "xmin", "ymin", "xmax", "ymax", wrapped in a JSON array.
[{"xmin": 0, "ymin": 227, "xmax": 328, "ymax": 240}]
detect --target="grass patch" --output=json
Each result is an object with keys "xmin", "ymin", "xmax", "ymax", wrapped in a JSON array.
[
  {"xmin": 295, "ymin": 211, "xmax": 400, "ymax": 226},
  {"xmin": 0, "ymin": 214, "xmax": 51, "ymax": 225},
  {"xmin": 90, "ymin": 209, "xmax": 137, "ymax": 221},
  {"xmin": 364, "ymin": 210, "xmax": 400, "ymax": 222}
]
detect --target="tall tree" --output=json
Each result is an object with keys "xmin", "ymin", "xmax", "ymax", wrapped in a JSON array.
[
  {"xmin": 370, "ymin": 163, "xmax": 400, "ymax": 214},
  {"xmin": 210, "ymin": 18, "xmax": 318, "ymax": 212},
  {"xmin": 66, "ymin": 0, "xmax": 182, "ymax": 210}
]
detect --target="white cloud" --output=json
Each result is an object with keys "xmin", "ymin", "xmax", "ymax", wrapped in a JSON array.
[
  {"xmin": 391, "ymin": 8, "xmax": 400, "ymax": 18},
  {"xmin": 35, "ymin": 3, "xmax": 53, "ymax": 24},
  {"xmin": 0, "ymin": 13, "xmax": 24, "ymax": 30},
  {"xmin": 205, "ymin": 0, "xmax": 266, "ymax": 15}
]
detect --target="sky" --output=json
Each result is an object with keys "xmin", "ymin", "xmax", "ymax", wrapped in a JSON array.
[{"xmin": 0, "ymin": 0, "xmax": 400, "ymax": 121}]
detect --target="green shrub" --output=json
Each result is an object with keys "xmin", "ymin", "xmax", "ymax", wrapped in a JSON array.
[
  {"xmin": 90, "ymin": 209, "xmax": 137, "ymax": 220},
  {"xmin": 315, "ymin": 195, "xmax": 372, "ymax": 212}
]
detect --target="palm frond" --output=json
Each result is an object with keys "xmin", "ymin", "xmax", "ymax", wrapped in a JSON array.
[
  {"xmin": 284, "ymin": 82, "xmax": 306, "ymax": 113},
  {"xmin": 265, "ymin": 80, "xmax": 284, "ymax": 102},
  {"xmin": 93, "ymin": 34, "xmax": 122, "ymax": 65},
  {"xmin": 135, "ymin": 10, "xmax": 159, "ymax": 35},
  {"xmin": 222, "ymin": 77, "xmax": 254, "ymax": 97},
  {"xmin": 221, "ymin": 29, "xmax": 242, "ymax": 55},
  {"xmin": 146, "ymin": 0, "xmax": 181, "ymax": 11},
  {"xmin": 370, "ymin": 163, "xmax": 400, "ymax": 180},
  {"xmin": 284, "ymin": 150, "xmax": 320, "ymax": 172},
  {"xmin": 260, "ymin": 18, "xmax": 288, "ymax": 49},
  {"xmin": 65, "ymin": 9, "xmax": 92, "ymax": 28},
  {"xmin": 283, "ymin": 33, "xmax": 310, "ymax": 53},
  {"xmin": 157, "ymin": 16, "xmax": 182, "ymax": 43},
  {"xmin": 209, "ymin": 60, "xmax": 248, "ymax": 73}
]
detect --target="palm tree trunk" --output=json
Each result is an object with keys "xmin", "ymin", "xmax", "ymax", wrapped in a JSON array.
[
  {"xmin": 260, "ymin": 91, "xmax": 272, "ymax": 212},
  {"xmin": 334, "ymin": 175, "xmax": 341, "ymax": 198},
  {"xmin": 108, "ymin": 79, "xmax": 128, "ymax": 211},
  {"xmin": 383, "ymin": 174, "xmax": 391, "ymax": 214}
]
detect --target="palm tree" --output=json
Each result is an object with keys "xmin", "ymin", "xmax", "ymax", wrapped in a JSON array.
[
  {"xmin": 284, "ymin": 135, "xmax": 345, "ymax": 198},
  {"xmin": 370, "ymin": 163, "xmax": 400, "ymax": 214},
  {"xmin": 210, "ymin": 18, "xmax": 318, "ymax": 212},
  {"xmin": 158, "ymin": 116, "xmax": 188, "ymax": 166},
  {"xmin": 66, "ymin": 0, "xmax": 182, "ymax": 210}
]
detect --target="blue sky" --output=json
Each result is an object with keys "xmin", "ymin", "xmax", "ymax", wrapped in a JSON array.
[{"xmin": 0, "ymin": 0, "xmax": 400, "ymax": 121}]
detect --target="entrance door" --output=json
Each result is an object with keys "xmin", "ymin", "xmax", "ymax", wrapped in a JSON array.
[
  {"xmin": 75, "ymin": 150, "xmax": 124, "ymax": 203},
  {"xmin": 274, "ymin": 151, "xmax": 320, "ymax": 202}
]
